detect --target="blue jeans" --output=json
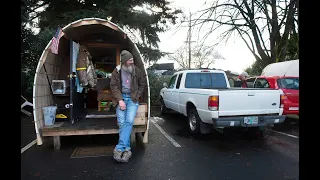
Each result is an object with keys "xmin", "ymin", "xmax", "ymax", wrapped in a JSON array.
[{"xmin": 115, "ymin": 94, "xmax": 139, "ymax": 151}]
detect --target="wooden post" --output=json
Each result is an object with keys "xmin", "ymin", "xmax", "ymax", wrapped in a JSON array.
[
  {"xmin": 130, "ymin": 132, "xmax": 136, "ymax": 147},
  {"xmin": 53, "ymin": 136, "xmax": 61, "ymax": 151},
  {"xmin": 116, "ymin": 47, "xmax": 120, "ymax": 65}
]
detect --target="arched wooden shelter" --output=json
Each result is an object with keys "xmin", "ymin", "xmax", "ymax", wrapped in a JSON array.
[{"xmin": 32, "ymin": 18, "xmax": 150, "ymax": 150}]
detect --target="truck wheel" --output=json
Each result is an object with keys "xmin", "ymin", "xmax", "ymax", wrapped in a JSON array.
[
  {"xmin": 160, "ymin": 98, "xmax": 168, "ymax": 115},
  {"xmin": 188, "ymin": 108, "xmax": 201, "ymax": 134}
]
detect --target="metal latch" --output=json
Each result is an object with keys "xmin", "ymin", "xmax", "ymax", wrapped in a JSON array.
[
  {"xmin": 248, "ymin": 92, "xmax": 255, "ymax": 96},
  {"xmin": 67, "ymin": 74, "xmax": 76, "ymax": 78}
]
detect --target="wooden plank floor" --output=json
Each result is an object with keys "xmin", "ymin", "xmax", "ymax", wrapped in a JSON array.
[
  {"xmin": 85, "ymin": 109, "xmax": 116, "ymax": 116},
  {"xmin": 61, "ymin": 118, "xmax": 119, "ymax": 129},
  {"xmin": 41, "ymin": 117, "xmax": 146, "ymax": 136}
]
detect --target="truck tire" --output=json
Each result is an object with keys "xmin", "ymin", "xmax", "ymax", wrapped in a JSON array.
[
  {"xmin": 188, "ymin": 108, "xmax": 201, "ymax": 135},
  {"xmin": 160, "ymin": 98, "xmax": 168, "ymax": 115}
]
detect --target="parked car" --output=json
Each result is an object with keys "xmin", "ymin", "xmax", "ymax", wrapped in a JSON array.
[
  {"xmin": 261, "ymin": 59, "xmax": 298, "ymax": 77},
  {"xmin": 246, "ymin": 76, "xmax": 299, "ymax": 116},
  {"xmin": 159, "ymin": 69, "xmax": 286, "ymax": 136}
]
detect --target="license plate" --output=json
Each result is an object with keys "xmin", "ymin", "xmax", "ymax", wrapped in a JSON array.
[
  {"xmin": 289, "ymin": 107, "xmax": 299, "ymax": 110},
  {"xmin": 244, "ymin": 116, "xmax": 259, "ymax": 125}
]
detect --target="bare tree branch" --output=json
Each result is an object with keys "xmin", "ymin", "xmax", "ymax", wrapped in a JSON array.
[
  {"xmin": 278, "ymin": 0, "xmax": 289, "ymax": 29},
  {"xmin": 241, "ymin": 0, "xmax": 270, "ymax": 61},
  {"xmin": 277, "ymin": 0, "xmax": 297, "ymax": 61},
  {"xmin": 255, "ymin": 21, "xmax": 270, "ymax": 57},
  {"xmin": 169, "ymin": 42, "xmax": 224, "ymax": 69},
  {"xmin": 191, "ymin": 18, "xmax": 249, "ymax": 26},
  {"xmin": 187, "ymin": 0, "xmax": 298, "ymax": 70},
  {"xmin": 261, "ymin": 0, "xmax": 272, "ymax": 37},
  {"xmin": 235, "ymin": 27, "xmax": 262, "ymax": 61}
]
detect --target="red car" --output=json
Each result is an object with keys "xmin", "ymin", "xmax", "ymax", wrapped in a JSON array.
[{"xmin": 246, "ymin": 76, "xmax": 299, "ymax": 116}]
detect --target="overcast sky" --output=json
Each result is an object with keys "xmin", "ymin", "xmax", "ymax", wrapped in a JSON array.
[{"xmin": 157, "ymin": 0, "xmax": 256, "ymax": 73}]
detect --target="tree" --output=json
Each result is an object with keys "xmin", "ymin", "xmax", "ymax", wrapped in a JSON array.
[
  {"xmin": 22, "ymin": 1, "xmax": 59, "ymax": 95},
  {"xmin": 244, "ymin": 61, "xmax": 262, "ymax": 76},
  {"xmin": 21, "ymin": 27, "xmax": 37, "ymax": 96},
  {"xmin": 168, "ymin": 43, "xmax": 224, "ymax": 69},
  {"xmin": 245, "ymin": 31, "xmax": 299, "ymax": 75},
  {"xmin": 190, "ymin": 0, "xmax": 298, "ymax": 70},
  {"xmin": 21, "ymin": 0, "xmax": 182, "ymax": 95},
  {"xmin": 21, "ymin": 27, "xmax": 55, "ymax": 96},
  {"xmin": 34, "ymin": 0, "xmax": 182, "ymax": 64},
  {"xmin": 192, "ymin": 44, "xmax": 224, "ymax": 68},
  {"xmin": 285, "ymin": 32, "xmax": 299, "ymax": 60},
  {"xmin": 168, "ymin": 45, "xmax": 189, "ymax": 69},
  {"xmin": 21, "ymin": 0, "xmax": 48, "ymax": 28}
]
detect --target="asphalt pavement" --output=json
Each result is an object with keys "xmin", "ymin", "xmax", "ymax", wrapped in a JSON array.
[{"xmin": 21, "ymin": 111, "xmax": 299, "ymax": 180}]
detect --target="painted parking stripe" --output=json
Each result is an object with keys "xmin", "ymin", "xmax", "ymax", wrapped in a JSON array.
[
  {"xmin": 151, "ymin": 118, "xmax": 181, "ymax": 147},
  {"xmin": 268, "ymin": 129, "xmax": 299, "ymax": 139},
  {"xmin": 21, "ymin": 139, "xmax": 37, "ymax": 154}
]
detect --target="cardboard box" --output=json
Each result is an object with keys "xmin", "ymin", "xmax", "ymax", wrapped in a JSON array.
[
  {"xmin": 97, "ymin": 101, "xmax": 112, "ymax": 111},
  {"xmin": 134, "ymin": 104, "xmax": 147, "ymax": 125},
  {"xmin": 97, "ymin": 90, "xmax": 113, "ymax": 101},
  {"xmin": 114, "ymin": 104, "xmax": 147, "ymax": 126}
]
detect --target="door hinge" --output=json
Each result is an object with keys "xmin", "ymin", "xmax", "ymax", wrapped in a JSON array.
[{"xmin": 67, "ymin": 74, "xmax": 76, "ymax": 78}]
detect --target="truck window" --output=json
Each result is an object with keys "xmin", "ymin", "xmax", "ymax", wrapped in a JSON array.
[
  {"xmin": 228, "ymin": 78, "xmax": 235, "ymax": 87},
  {"xmin": 168, "ymin": 74, "xmax": 177, "ymax": 89},
  {"xmin": 176, "ymin": 73, "xmax": 183, "ymax": 89},
  {"xmin": 277, "ymin": 77, "xmax": 299, "ymax": 90},
  {"xmin": 254, "ymin": 78, "xmax": 270, "ymax": 88},
  {"xmin": 185, "ymin": 73, "xmax": 227, "ymax": 89},
  {"xmin": 246, "ymin": 77, "xmax": 256, "ymax": 88}
]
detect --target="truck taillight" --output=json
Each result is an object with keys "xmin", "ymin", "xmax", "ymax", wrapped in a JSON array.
[
  {"xmin": 280, "ymin": 94, "xmax": 286, "ymax": 108},
  {"xmin": 208, "ymin": 96, "xmax": 219, "ymax": 111}
]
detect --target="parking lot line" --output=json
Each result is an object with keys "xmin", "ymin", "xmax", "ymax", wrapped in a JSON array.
[
  {"xmin": 151, "ymin": 118, "xmax": 181, "ymax": 147},
  {"xmin": 268, "ymin": 129, "xmax": 299, "ymax": 139},
  {"xmin": 21, "ymin": 139, "xmax": 37, "ymax": 154}
]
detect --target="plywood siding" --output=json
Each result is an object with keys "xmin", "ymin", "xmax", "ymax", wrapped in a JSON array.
[{"xmin": 34, "ymin": 50, "xmax": 64, "ymax": 128}]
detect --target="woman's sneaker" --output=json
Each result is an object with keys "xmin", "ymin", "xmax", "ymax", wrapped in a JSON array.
[
  {"xmin": 120, "ymin": 150, "xmax": 132, "ymax": 163},
  {"xmin": 113, "ymin": 149, "xmax": 123, "ymax": 162}
]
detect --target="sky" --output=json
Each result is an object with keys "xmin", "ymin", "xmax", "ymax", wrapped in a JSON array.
[{"xmin": 157, "ymin": 0, "xmax": 257, "ymax": 74}]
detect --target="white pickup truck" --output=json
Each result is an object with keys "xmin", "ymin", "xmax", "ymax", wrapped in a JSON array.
[{"xmin": 159, "ymin": 69, "xmax": 286, "ymax": 136}]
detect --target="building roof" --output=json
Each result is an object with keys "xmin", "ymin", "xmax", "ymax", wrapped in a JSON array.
[{"xmin": 149, "ymin": 63, "xmax": 174, "ymax": 70}]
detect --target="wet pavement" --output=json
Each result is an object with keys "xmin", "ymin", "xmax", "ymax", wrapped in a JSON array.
[
  {"xmin": 21, "ymin": 111, "xmax": 299, "ymax": 180},
  {"xmin": 21, "ymin": 114, "xmax": 37, "ymax": 149},
  {"xmin": 272, "ymin": 117, "xmax": 299, "ymax": 137}
]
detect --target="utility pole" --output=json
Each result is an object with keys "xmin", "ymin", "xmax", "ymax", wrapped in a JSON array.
[{"xmin": 184, "ymin": 11, "xmax": 196, "ymax": 69}]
